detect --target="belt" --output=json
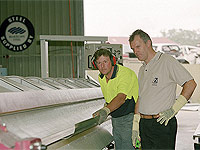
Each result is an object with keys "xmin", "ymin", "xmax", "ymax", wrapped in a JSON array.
[{"xmin": 140, "ymin": 114, "xmax": 159, "ymax": 119}]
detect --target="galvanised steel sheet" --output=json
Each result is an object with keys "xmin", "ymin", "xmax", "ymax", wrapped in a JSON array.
[{"xmin": 0, "ymin": 88, "xmax": 105, "ymax": 145}]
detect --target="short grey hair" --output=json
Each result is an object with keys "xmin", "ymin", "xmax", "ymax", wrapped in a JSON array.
[{"xmin": 129, "ymin": 29, "xmax": 152, "ymax": 46}]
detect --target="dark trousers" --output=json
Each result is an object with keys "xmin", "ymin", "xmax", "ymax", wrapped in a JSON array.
[{"xmin": 140, "ymin": 117, "xmax": 177, "ymax": 150}]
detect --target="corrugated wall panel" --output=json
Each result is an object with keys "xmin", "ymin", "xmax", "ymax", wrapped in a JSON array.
[{"xmin": 0, "ymin": 0, "xmax": 84, "ymax": 78}]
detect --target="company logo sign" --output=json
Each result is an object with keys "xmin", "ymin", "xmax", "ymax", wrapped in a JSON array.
[{"xmin": 0, "ymin": 15, "xmax": 35, "ymax": 52}]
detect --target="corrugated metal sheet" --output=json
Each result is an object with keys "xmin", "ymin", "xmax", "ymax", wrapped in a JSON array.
[{"xmin": 0, "ymin": 0, "xmax": 84, "ymax": 78}]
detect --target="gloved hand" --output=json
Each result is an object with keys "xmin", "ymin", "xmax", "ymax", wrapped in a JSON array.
[
  {"xmin": 157, "ymin": 95, "xmax": 187, "ymax": 126},
  {"xmin": 132, "ymin": 113, "xmax": 141, "ymax": 148},
  {"xmin": 93, "ymin": 107, "xmax": 110, "ymax": 125},
  {"xmin": 104, "ymin": 103, "xmax": 108, "ymax": 107}
]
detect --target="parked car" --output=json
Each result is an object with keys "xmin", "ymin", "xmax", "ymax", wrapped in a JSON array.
[
  {"xmin": 179, "ymin": 45, "xmax": 200, "ymax": 64},
  {"xmin": 152, "ymin": 43, "xmax": 190, "ymax": 63},
  {"xmin": 180, "ymin": 45, "xmax": 200, "ymax": 54},
  {"xmin": 195, "ymin": 51, "xmax": 200, "ymax": 64},
  {"xmin": 152, "ymin": 43, "xmax": 182, "ymax": 58}
]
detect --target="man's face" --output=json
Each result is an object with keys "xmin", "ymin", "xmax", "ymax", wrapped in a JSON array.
[
  {"xmin": 129, "ymin": 35, "xmax": 149, "ymax": 62},
  {"xmin": 96, "ymin": 55, "xmax": 112, "ymax": 76}
]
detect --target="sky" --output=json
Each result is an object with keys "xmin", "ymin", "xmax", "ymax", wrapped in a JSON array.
[{"xmin": 84, "ymin": 0, "xmax": 200, "ymax": 37}]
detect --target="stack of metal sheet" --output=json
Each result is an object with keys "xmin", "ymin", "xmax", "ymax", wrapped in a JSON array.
[{"xmin": 0, "ymin": 76, "xmax": 113, "ymax": 150}]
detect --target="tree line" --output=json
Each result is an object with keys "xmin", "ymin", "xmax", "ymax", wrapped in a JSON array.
[{"xmin": 160, "ymin": 29, "xmax": 200, "ymax": 46}]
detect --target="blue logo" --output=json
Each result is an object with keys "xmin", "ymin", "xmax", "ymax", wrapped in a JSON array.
[{"xmin": 8, "ymin": 27, "xmax": 26, "ymax": 34}]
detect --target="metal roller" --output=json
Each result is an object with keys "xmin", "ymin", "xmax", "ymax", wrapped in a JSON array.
[{"xmin": 0, "ymin": 76, "xmax": 113, "ymax": 150}]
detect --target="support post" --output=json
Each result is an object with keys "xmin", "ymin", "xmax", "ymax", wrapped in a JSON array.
[{"xmin": 41, "ymin": 40, "xmax": 49, "ymax": 78}]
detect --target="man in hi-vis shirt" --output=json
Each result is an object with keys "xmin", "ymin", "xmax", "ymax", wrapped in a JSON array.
[{"xmin": 92, "ymin": 48, "xmax": 139, "ymax": 149}]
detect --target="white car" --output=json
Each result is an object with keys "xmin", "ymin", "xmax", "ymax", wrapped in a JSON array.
[
  {"xmin": 195, "ymin": 51, "xmax": 200, "ymax": 64},
  {"xmin": 153, "ymin": 43, "xmax": 182, "ymax": 57},
  {"xmin": 180, "ymin": 45, "xmax": 200, "ymax": 64},
  {"xmin": 180, "ymin": 45, "xmax": 200, "ymax": 54}
]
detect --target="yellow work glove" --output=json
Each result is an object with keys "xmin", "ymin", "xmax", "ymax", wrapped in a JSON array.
[
  {"xmin": 93, "ymin": 107, "xmax": 110, "ymax": 125},
  {"xmin": 157, "ymin": 95, "xmax": 187, "ymax": 126},
  {"xmin": 132, "ymin": 113, "xmax": 141, "ymax": 148}
]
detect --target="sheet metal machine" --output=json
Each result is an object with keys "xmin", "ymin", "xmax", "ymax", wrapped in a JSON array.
[{"xmin": 0, "ymin": 76, "xmax": 113, "ymax": 150}]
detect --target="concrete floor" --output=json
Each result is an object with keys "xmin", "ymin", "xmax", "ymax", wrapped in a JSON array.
[
  {"xmin": 176, "ymin": 105, "xmax": 200, "ymax": 150},
  {"xmin": 105, "ymin": 104, "xmax": 200, "ymax": 150}
]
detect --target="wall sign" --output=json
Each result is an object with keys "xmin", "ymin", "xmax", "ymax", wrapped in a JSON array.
[{"xmin": 0, "ymin": 15, "xmax": 35, "ymax": 52}]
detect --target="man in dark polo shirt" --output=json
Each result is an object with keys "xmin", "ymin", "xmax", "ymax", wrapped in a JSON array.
[{"xmin": 92, "ymin": 48, "xmax": 139, "ymax": 150}]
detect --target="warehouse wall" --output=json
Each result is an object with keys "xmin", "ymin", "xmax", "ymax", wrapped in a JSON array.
[{"xmin": 0, "ymin": 0, "xmax": 84, "ymax": 78}]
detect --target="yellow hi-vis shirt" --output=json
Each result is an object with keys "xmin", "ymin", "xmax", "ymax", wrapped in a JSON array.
[{"xmin": 98, "ymin": 64, "xmax": 138, "ymax": 104}]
